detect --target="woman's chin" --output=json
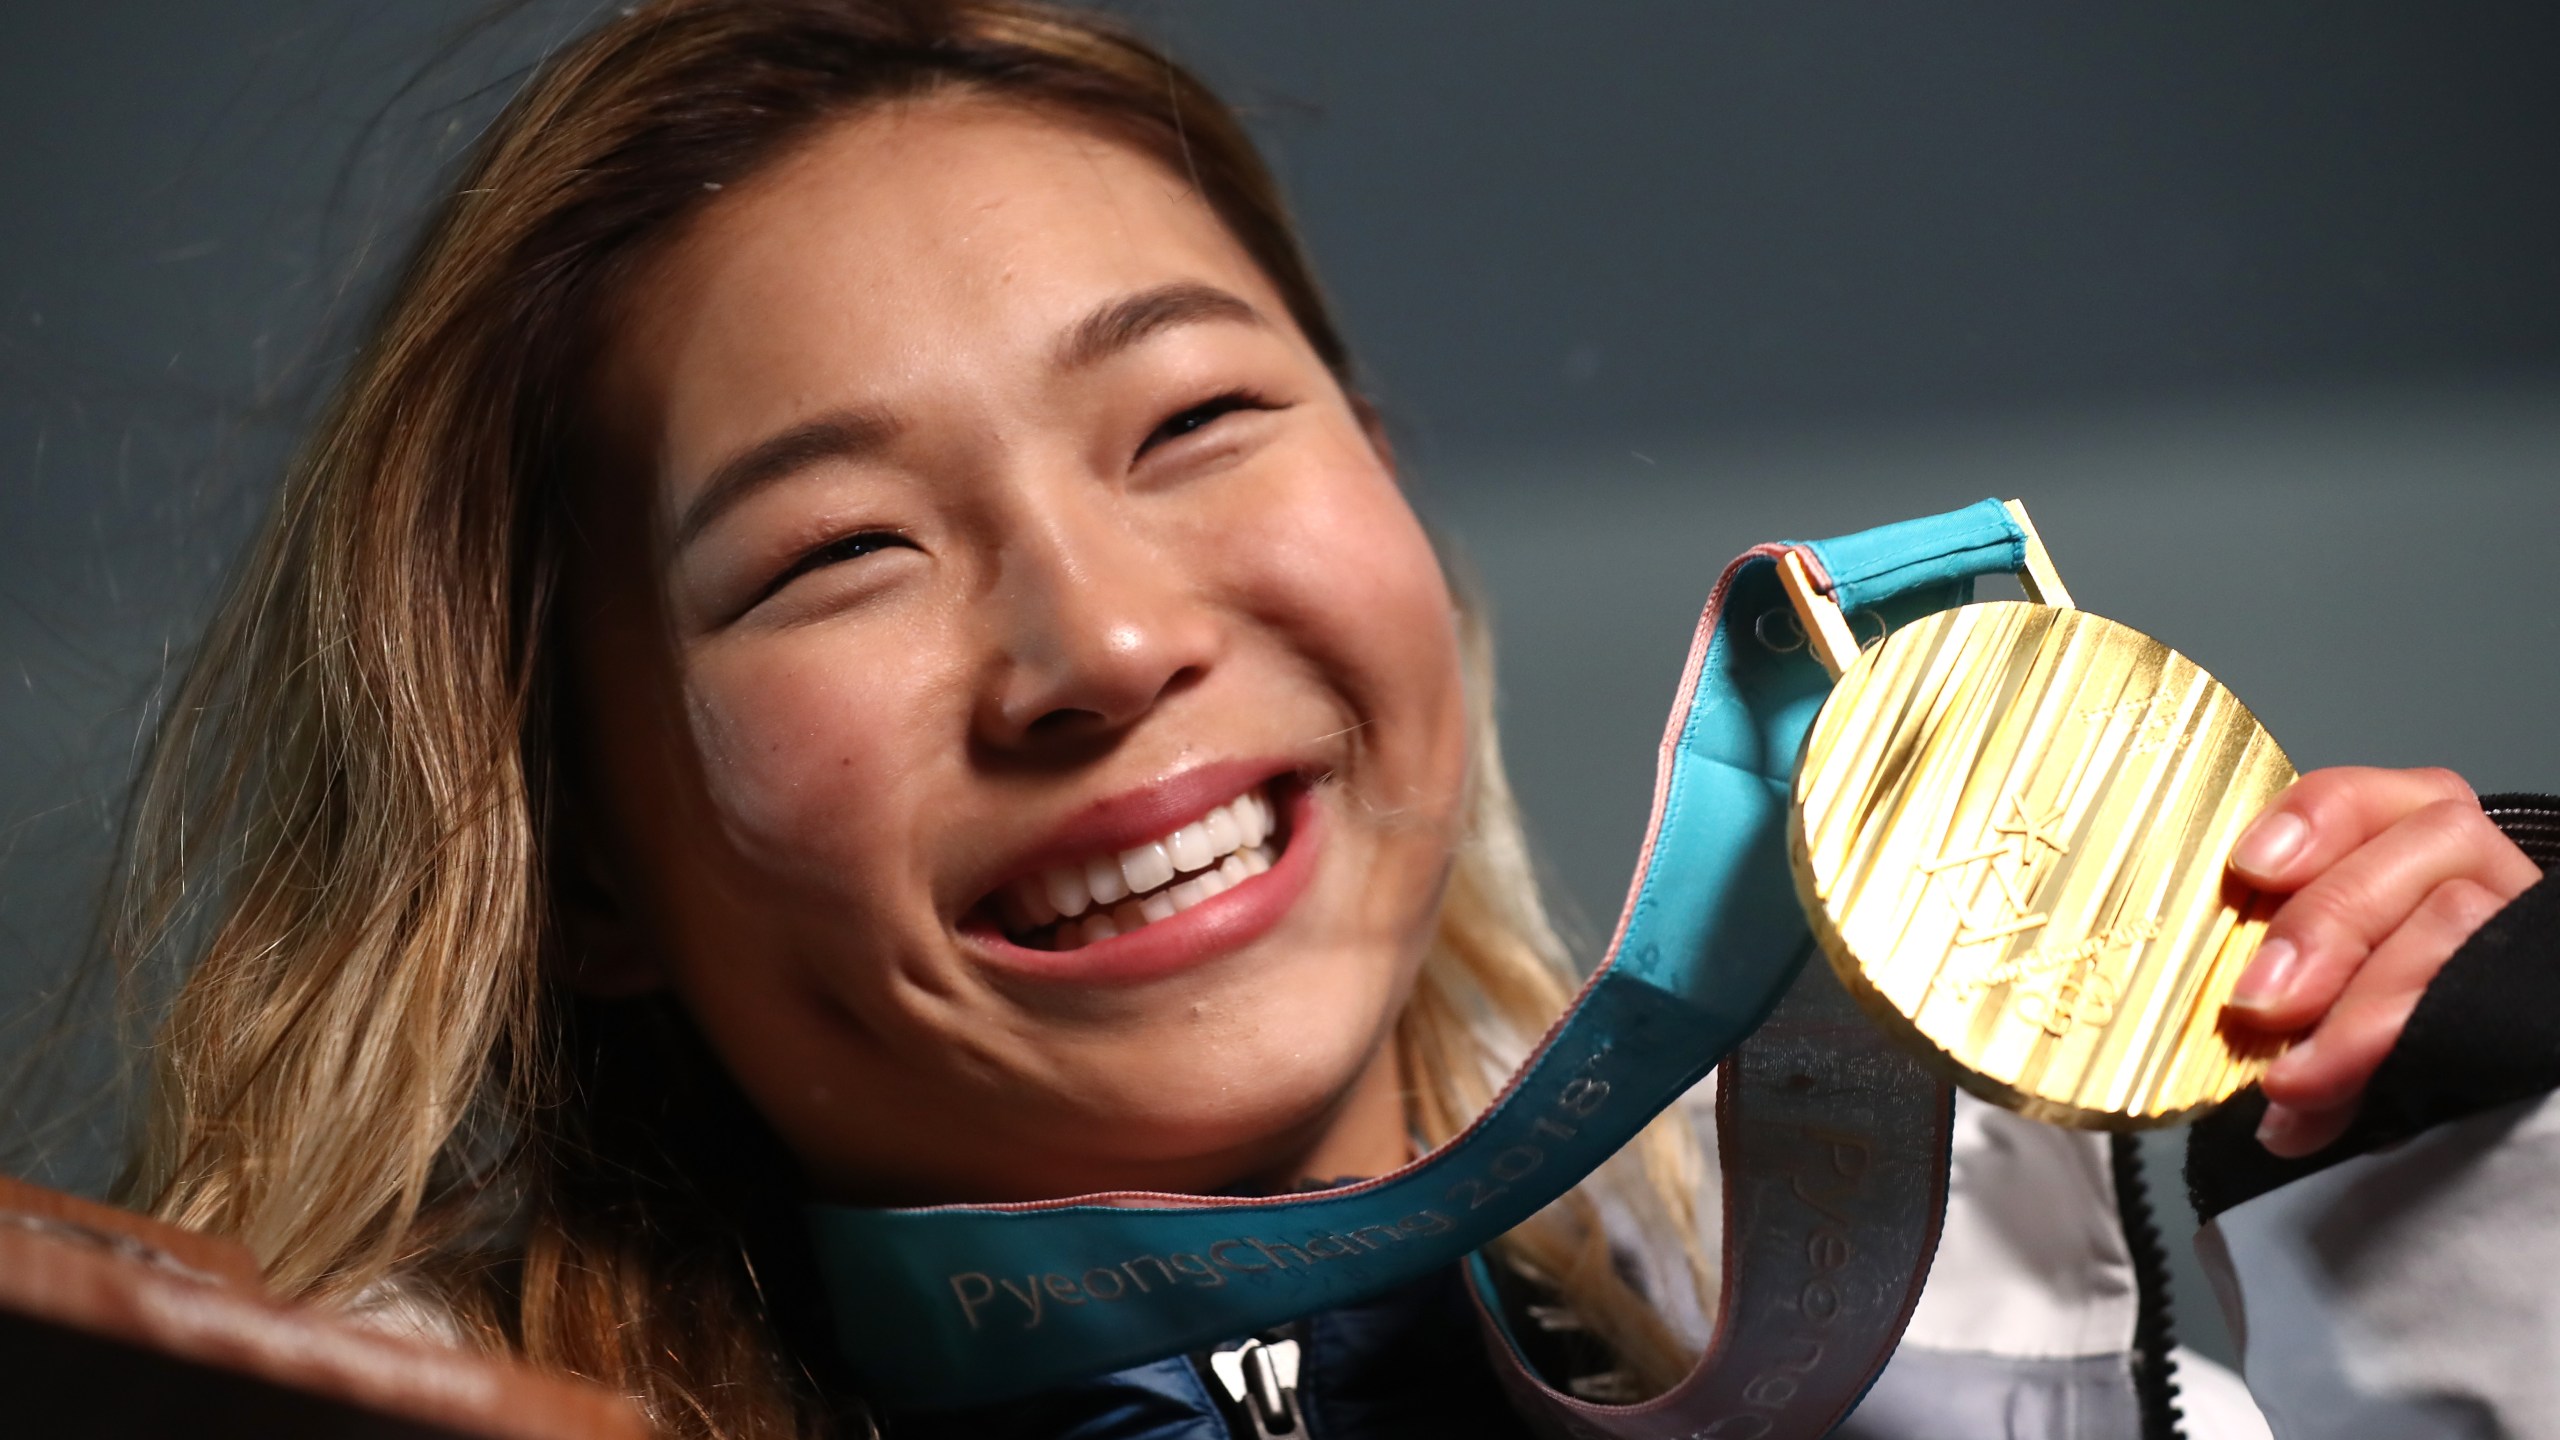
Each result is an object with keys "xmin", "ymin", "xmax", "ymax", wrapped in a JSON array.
[{"xmin": 859, "ymin": 784, "xmax": 1437, "ymax": 1201}]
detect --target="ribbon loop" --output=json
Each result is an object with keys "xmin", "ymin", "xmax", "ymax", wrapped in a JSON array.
[{"xmin": 1478, "ymin": 956, "xmax": 1953, "ymax": 1439}]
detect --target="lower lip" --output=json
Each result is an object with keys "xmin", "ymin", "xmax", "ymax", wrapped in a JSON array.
[{"xmin": 962, "ymin": 785, "xmax": 1323, "ymax": 986}]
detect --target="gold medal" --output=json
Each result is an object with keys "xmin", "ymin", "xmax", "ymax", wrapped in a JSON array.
[{"xmin": 1783, "ymin": 502, "xmax": 2292, "ymax": 1128}]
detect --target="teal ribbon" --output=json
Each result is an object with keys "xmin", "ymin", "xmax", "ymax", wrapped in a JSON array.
[{"xmin": 807, "ymin": 499, "xmax": 2028, "ymax": 1410}]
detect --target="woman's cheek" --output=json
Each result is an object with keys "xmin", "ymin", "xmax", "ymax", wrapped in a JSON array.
[
  {"xmin": 1239, "ymin": 446, "xmax": 1448, "ymax": 643},
  {"xmin": 680, "ymin": 642, "xmax": 936, "ymax": 887},
  {"xmin": 1280, "ymin": 469, "xmax": 1460, "ymax": 715},
  {"xmin": 1228, "ymin": 458, "xmax": 1471, "ymax": 852}
]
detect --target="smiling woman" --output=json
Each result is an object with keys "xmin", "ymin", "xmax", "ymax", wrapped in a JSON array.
[
  {"xmin": 103, "ymin": 3, "xmax": 1707, "ymax": 1435},
  {"xmin": 82, "ymin": 1, "xmax": 2560, "ymax": 1438}
]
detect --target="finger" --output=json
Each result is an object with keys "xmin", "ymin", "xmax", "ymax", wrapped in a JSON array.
[
  {"xmin": 2257, "ymin": 876, "xmax": 2510, "ymax": 1118},
  {"xmin": 2257, "ymin": 1100, "xmax": 2357, "ymax": 1159},
  {"xmin": 2224, "ymin": 799, "xmax": 2537, "ymax": 1029},
  {"xmin": 2229, "ymin": 766, "xmax": 2478, "ymax": 891}
]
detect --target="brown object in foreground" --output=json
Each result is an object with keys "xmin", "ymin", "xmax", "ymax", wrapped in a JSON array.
[{"xmin": 0, "ymin": 1174, "xmax": 649, "ymax": 1439}]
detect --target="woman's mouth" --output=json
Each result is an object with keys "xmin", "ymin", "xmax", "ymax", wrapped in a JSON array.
[{"xmin": 990, "ymin": 785, "xmax": 1285, "ymax": 951}]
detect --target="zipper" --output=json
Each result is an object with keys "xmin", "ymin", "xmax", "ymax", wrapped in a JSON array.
[
  {"xmin": 1203, "ymin": 1333, "xmax": 1308, "ymax": 1439},
  {"xmin": 2109, "ymin": 1133, "xmax": 2188, "ymax": 1440}
]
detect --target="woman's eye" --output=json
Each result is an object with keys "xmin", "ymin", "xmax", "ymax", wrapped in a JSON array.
[
  {"xmin": 1135, "ymin": 389, "xmax": 1278, "ymax": 459},
  {"xmin": 753, "ymin": 529, "xmax": 915, "ymax": 608}
]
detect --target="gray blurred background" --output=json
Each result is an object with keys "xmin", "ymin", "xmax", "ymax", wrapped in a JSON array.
[{"xmin": 5, "ymin": 0, "xmax": 2557, "ymax": 1374}]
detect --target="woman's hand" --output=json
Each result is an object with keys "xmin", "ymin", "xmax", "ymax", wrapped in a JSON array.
[{"xmin": 2223, "ymin": 766, "xmax": 2542, "ymax": 1157}]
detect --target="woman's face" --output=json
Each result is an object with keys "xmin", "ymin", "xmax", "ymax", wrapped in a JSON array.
[{"xmin": 574, "ymin": 99, "xmax": 1470, "ymax": 1204}]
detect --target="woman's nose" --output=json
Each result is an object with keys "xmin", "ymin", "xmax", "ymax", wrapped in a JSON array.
[{"xmin": 974, "ymin": 510, "xmax": 1223, "ymax": 751}]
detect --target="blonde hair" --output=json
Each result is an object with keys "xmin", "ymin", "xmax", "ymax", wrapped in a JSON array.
[{"xmin": 109, "ymin": 2, "xmax": 1711, "ymax": 1433}]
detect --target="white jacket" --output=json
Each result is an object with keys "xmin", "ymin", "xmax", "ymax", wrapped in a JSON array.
[{"xmin": 1843, "ymin": 1088, "xmax": 2560, "ymax": 1439}]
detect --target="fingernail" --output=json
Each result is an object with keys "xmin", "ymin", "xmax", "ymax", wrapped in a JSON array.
[
  {"xmin": 2265, "ymin": 1034, "xmax": 2316, "ymax": 1088},
  {"xmin": 2227, "ymin": 937, "xmax": 2299, "ymax": 1013},
  {"xmin": 2233, "ymin": 810, "xmax": 2308, "ymax": 880},
  {"xmin": 2256, "ymin": 1104, "xmax": 2304, "ymax": 1154}
]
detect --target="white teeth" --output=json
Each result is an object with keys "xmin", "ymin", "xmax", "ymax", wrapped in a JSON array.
[
  {"xmin": 1121, "ymin": 839, "xmax": 1176, "ymax": 895},
  {"xmin": 1019, "ymin": 843, "xmax": 1279, "ymax": 950},
  {"xmin": 1084, "ymin": 854, "xmax": 1130, "ymax": 906},
  {"xmin": 1043, "ymin": 865, "xmax": 1092, "ymax": 922},
  {"xmin": 997, "ymin": 785, "xmax": 1287, "ymax": 951},
  {"xmin": 1165, "ymin": 820, "xmax": 1213, "ymax": 875},
  {"xmin": 1202, "ymin": 804, "xmax": 1241, "ymax": 859}
]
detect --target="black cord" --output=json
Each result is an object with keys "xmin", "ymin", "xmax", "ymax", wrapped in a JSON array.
[{"xmin": 2109, "ymin": 1133, "xmax": 2187, "ymax": 1440}]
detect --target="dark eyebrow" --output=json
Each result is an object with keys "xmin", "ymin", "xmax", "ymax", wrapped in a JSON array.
[
  {"xmin": 673, "ymin": 408, "xmax": 899, "ymax": 551},
  {"xmin": 1054, "ymin": 282, "xmax": 1266, "ymax": 371}
]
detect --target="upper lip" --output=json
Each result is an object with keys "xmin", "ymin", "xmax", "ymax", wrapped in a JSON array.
[{"xmin": 962, "ymin": 756, "xmax": 1301, "ymax": 917}]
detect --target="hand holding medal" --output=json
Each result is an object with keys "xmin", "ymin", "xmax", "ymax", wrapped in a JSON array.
[
  {"xmin": 2219, "ymin": 763, "xmax": 2538, "ymax": 1155},
  {"xmin": 1783, "ymin": 501, "xmax": 2535, "ymax": 1142}
]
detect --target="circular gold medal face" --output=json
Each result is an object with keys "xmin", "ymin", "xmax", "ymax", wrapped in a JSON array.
[{"xmin": 1790, "ymin": 601, "xmax": 2295, "ymax": 1129}]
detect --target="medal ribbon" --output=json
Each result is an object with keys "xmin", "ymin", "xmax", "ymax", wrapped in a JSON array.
[{"xmin": 809, "ymin": 499, "xmax": 2031, "ymax": 1415}]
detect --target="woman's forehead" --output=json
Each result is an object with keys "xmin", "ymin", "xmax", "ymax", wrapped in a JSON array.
[
  {"xmin": 626, "ymin": 99, "xmax": 1277, "ymax": 387},
  {"xmin": 592, "ymin": 97, "xmax": 1296, "ymax": 510}
]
